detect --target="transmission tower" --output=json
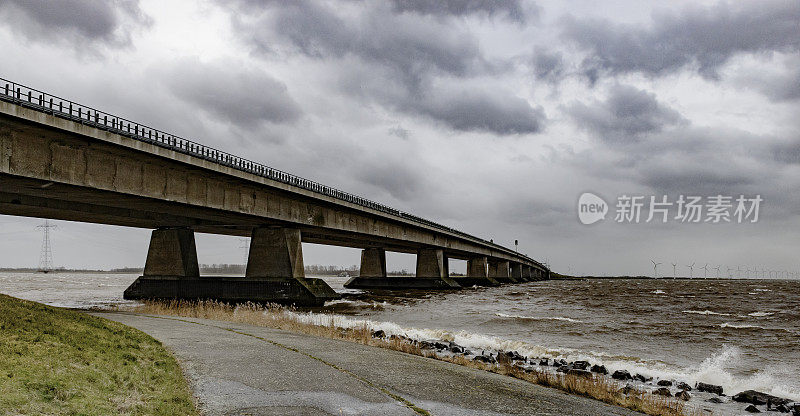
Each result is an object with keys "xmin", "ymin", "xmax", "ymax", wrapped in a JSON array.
[{"xmin": 36, "ymin": 220, "xmax": 57, "ymax": 272}]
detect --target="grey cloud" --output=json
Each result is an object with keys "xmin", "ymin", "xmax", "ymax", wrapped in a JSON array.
[
  {"xmin": 388, "ymin": 126, "xmax": 411, "ymax": 139},
  {"xmin": 355, "ymin": 159, "xmax": 426, "ymax": 201},
  {"xmin": 753, "ymin": 66, "xmax": 800, "ymax": 102},
  {"xmin": 562, "ymin": 0, "xmax": 800, "ymax": 80},
  {"xmin": 162, "ymin": 59, "xmax": 302, "ymax": 126},
  {"xmin": 226, "ymin": 0, "xmax": 542, "ymax": 135},
  {"xmin": 771, "ymin": 140, "xmax": 800, "ymax": 165},
  {"xmin": 567, "ymin": 85, "xmax": 686, "ymax": 143},
  {"xmin": 0, "ymin": 0, "xmax": 150, "ymax": 49},
  {"xmin": 250, "ymin": 1, "xmax": 487, "ymax": 90},
  {"xmin": 531, "ymin": 48, "xmax": 565, "ymax": 83},
  {"xmin": 412, "ymin": 87, "xmax": 545, "ymax": 134},
  {"xmin": 388, "ymin": 0, "xmax": 530, "ymax": 23}
]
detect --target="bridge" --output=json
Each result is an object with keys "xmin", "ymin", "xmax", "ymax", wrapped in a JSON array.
[{"xmin": 0, "ymin": 77, "xmax": 549, "ymax": 305}]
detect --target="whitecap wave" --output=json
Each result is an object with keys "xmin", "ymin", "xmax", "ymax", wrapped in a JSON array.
[
  {"xmin": 682, "ymin": 310, "xmax": 731, "ymax": 316},
  {"xmin": 720, "ymin": 322, "xmax": 763, "ymax": 329},
  {"xmin": 495, "ymin": 313, "xmax": 582, "ymax": 323},
  {"xmin": 747, "ymin": 311, "xmax": 774, "ymax": 317},
  {"xmin": 651, "ymin": 290, "xmax": 666, "ymax": 294},
  {"xmin": 276, "ymin": 310, "xmax": 800, "ymax": 402}
]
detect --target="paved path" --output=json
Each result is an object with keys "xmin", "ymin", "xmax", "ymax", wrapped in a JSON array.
[{"xmin": 95, "ymin": 312, "xmax": 641, "ymax": 416}]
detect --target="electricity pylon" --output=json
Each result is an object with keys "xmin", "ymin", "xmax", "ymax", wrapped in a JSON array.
[{"xmin": 36, "ymin": 220, "xmax": 57, "ymax": 272}]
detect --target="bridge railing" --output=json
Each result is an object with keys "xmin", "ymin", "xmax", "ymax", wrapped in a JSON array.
[{"xmin": 0, "ymin": 77, "xmax": 544, "ymax": 268}]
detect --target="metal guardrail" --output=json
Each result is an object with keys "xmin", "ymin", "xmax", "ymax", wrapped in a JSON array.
[{"xmin": 0, "ymin": 77, "xmax": 543, "ymax": 268}]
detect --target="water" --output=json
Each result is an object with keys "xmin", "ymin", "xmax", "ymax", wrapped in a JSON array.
[{"xmin": 2, "ymin": 272, "xmax": 798, "ymax": 413}]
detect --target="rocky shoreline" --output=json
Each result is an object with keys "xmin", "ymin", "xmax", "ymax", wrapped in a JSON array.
[{"xmin": 371, "ymin": 330, "xmax": 799, "ymax": 415}]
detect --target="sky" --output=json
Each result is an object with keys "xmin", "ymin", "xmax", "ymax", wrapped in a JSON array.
[{"xmin": 0, "ymin": 0, "xmax": 798, "ymax": 277}]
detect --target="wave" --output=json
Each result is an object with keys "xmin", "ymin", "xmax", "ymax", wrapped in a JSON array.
[
  {"xmin": 682, "ymin": 310, "xmax": 731, "ymax": 316},
  {"xmin": 495, "ymin": 313, "xmax": 582, "ymax": 323},
  {"xmin": 720, "ymin": 322, "xmax": 764, "ymax": 330},
  {"xmin": 651, "ymin": 290, "xmax": 666, "ymax": 294},
  {"xmin": 277, "ymin": 310, "xmax": 800, "ymax": 402},
  {"xmin": 747, "ymin": 311, "xmax": 774, "ymax": 317}
]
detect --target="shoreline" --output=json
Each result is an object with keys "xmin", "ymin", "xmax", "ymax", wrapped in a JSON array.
[{"xmin": 129, "ymin": 300, "xmax": 709, "ymax": 416}]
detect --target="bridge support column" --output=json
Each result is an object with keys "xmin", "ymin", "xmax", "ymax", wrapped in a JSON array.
[
  {"xmin": 509, "ymin": 263, "xmax": 523, "ymax": 283},
  {"xmin": 124, "ymin": 227, "xmax": 339, "ymax": 306},
  {"xmin": 343, "ymin": 248, "xmax": 388, "ymax": 288},
  {"xmin": 415, "ymin": 248, "xmax": 460, "ymax": 289},
  {"xmin": 521, "ymin": 265, "xmax": 533, "ymax": 282},
  {"xmin": 454, "ymin": 256, "xmax": 499, "ymax": 287},
  {"xmin": 142, "ymin": 228, "xmax": 199, "ymax": 277},
  {"xmin": 489, "ymin": 260, "xmax": 513, "ymax": 284}
]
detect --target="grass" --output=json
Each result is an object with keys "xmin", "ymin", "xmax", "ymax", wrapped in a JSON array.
[
  {"xmin": 0, "ymin": 294, "xmax": 197, "ymax": 416},
  {"xmin": 132, "ymin": 300, "xmax": 707, "ymax": 416}
]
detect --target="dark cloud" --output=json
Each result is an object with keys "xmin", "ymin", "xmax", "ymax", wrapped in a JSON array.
[
  {"xmin": 162, "ymin": 59, "xmax": 302, "ymax": 126},
  {"xmin": 531, "ymin": 48, "xmax": 565, "ymax": 83},
  {"xmin": 388, "ymin": 0, "xmax": 531, "ymax": 23},
  {"xmin": 355, "ymin": 159, "xmax": 426, "ymax": 201},
  {"xmin": 0, "ymin": 0, "xmax": 150, "ymax": 49},
  {"xmin": 238, "ymin": 1, "xmax": 487, "ymax": 91},
  {"xmin": 563, "ymin": 0, "xmax": 800, "ymax": 80},
  {"xmin": 771, "ymin": 140, "xmax": 800, "ymax": 164},
  {"xmin": 388, "ymin": 126, "xmax": 411, "ymax": 139},
  {"xmin": 412, "ymin": 87, "xmax": 545, "ymax": 134},
  {"xmin": 567, "ymin": 85, "xmax": 686, "ymax": 143},
  {"xmin": 221, "ymin": 0, "xmax": 545, "ymax": 135}
]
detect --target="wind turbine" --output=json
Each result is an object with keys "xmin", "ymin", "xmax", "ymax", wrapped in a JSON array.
[
  {"xmin": 671, "ymin": 262, "xmax": 677, "ymax": 279},
  {"xmin": 736, "ymin": 265, "xmax": 742, "ymax": 279},
  {"xmin": 702, "ymin": 263, "xmax": 709, "ymax": 279},
  {"xmin": 651, "ymin": 260, "xmax": 662, "ymax": 278},
  {"xmin": 687, "ymin": 262, "xmax": 695, "ymax": 279},
  {"xmin": 714, "ymin": 265, "xmax": 721, "ymax": 278}
]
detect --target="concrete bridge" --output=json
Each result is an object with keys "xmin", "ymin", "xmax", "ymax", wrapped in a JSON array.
[{"xmin": 0, "ymin": 78, "xmax": 549, "ymax": 305}]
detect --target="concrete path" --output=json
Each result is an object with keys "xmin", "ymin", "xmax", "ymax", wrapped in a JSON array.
[{"xmin": 94, "ymin": 312, "xmax": 641, "ymax": 416}]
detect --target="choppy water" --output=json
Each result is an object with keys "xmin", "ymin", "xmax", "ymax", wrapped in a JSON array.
[{"xmin": 2, "ymin": 273, "xmax": 798, "ymax": 414}]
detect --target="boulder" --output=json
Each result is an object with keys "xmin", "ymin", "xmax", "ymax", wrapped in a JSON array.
[
  {"xmin": 745, "ymin": 404, "xmax": 761, "ymax": 413},
  {"xmin": 419, "ymin": 340, "xmax": 439, "ymax": 350},
  {"xmin": 675, "ymin": 390, "xmax": 691, "ymax": 401},
  {"xmin": 653, "ymin": 387, "xmax": 672, "ymax": 397},
  {"xmin": 706, "ymin": 397, "xmax": 724, "ymax": 404},
  {"xmin": 552, "ymin": 359, "xmax": 568, "ymax": 367},
  {"xmin": 567, "ymin": 369, "xmax": 593, "ymax": 378},
  {"xmin": 612, "ymin": 370, "xmax": 633, "ymax": 380},
  {"xmin": 473, "ymin": 354, "xmax": 496, "ymax": 364},
  {"xmin": 371, "ymin": 330, "xmax": 385, "ymax": 338},
  {"xmin": 539, "ymin": 358, "xmax": 550, "ymax": 366},
  {"xmin": 572, "ymin": 361, "xmax": 590, "ymax": 370},
  {"xmin": 794, "ymin": 404, "xmax": 800, "ymax": 416},
  {"xmin": 733, "ymin": 390, "xmax": 792, "ymax": 407},
  {"xmin": 775, "ymin": 404, "xmax": 790, "ymax": 413},
  {"xmin": 591, "ymin": 364, "xmax": 609, "ymax": 375},
  {"xmin": 634, "ymin": 373, "xmax": 651, "ymax": 383},
  {"xmin": 676, "ymin": 382, "xmax": 692, "ymax": 391},
  {"xmin": 448, "ymin": 343, "xmax": 465, "ymax": 354},
  {"xmin": 557, "ymin": 365, "xmax": 571, "ymax": 373},
  {"xmin": 697, "ymin": 382, "xmax": 723, "ymax": 396},
  {"xmin": 619, "ymin": 384, "xmax": 636, "ymax": 395},
  {"xmin": 657, "ymin": 380, "xmax": 672, "ymax": 387}
]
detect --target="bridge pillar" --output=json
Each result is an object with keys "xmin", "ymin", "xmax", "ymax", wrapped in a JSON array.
[
  {"xmin": 125, "ymin": 226, "xmax": 339, "ymax": 306},
  {"xmin": 521, "ymin": 265, "xmax": 533, "ymax": 282},
  {"xmin": 345, "ymin": 247, "xmax": 459, "ymax": 289},
  {"xmin": 343, "ymin": 248, "xmax": 388, "ymax": 288},
  {"xmin": 454, "ymin": 256, "xmax": 499, "ymax": 287},
  {"xmin": 415, "ymin": 248, "xmax": 460, "ymax": 289},
  {"xmin": 509, "ymin": 263, "xmax": 523, "ymax": 283},
  {"xmin": 141, "ymin": 228, "xmax": 200, "ymax": 277},
  {"xmin": 489, "ymin": 260, "xmax": 514, "ymax": 284}
]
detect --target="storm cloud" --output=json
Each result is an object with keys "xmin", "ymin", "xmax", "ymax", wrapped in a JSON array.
[
  {"xmin": 563, "ymin": 0, "xmax": 800, "ymax": 80},
  {"xmin": 162, "ymin": 59, "xmax": 302, "ymax": 127},
  {"xmin": 0, "ymin": 0, "xmax": 150, "ymax": 50},
  {"xmin": 388, "ymin": 0, "xmax": 531, "ymax": 23},
  {"xmin": 568, "ymin": 85, "xmax": 686, "ymax": 144}
]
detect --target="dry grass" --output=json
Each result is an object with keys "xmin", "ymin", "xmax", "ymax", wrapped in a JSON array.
[{"xmin": 131, "ymin": 300, "xmax": 707, "ymax": 416}]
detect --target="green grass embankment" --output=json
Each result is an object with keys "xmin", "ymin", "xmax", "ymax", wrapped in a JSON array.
[{"xmin": 0, "ymin": 294, "xmax": 197, "ymax": 415}]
